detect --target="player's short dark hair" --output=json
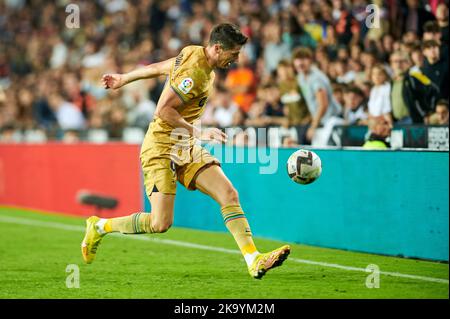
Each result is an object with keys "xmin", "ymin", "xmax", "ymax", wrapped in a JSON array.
[
  {"xmin": 292, "ymin": 47, "xmax": 313, "ymax": 60},
  {"xmin": 423, "ymin": 21, "xmax": 441, "ymax": 34},
  {"xmin": 209, "ymin": 23, "xmax": 248, "ymax": 50}
]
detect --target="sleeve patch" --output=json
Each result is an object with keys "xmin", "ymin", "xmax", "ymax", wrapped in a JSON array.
[{"xmin": 178, "ymin": 78, "xmax": 194, "ymax": 94}]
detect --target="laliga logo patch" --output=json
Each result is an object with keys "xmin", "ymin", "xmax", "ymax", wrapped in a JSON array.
[{"xmin": 178, "ymin": 78, "xmax": 194, "ymax": 94}]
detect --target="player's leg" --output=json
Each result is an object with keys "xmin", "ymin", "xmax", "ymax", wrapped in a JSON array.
[
  {"xmin": 81, "ymin": 157, "xmax": 176, "ymax": 264},
  {"xmin": 100, "ymin": 192, "xmax": 174, "ymax": 234},
  {"xmin": 194, "ymin": 165, "xmax": 290, "ymax": 279},
  {"xmin": 81, "ymin": 193, "xmax": 175, "ymax": 264}
]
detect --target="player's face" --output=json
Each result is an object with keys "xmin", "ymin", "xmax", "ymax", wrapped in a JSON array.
[{"xmin": 218, "ymin": 45, "xmax": 242, "ymax": 69}]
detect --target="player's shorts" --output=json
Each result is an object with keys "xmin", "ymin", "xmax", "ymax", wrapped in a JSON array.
[{"xmin": 140, "ymin": 143, "xmax": 220, "ymax": 197}]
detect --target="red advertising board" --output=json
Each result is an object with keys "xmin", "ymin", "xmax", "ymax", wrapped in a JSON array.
[{"xmin": 0, "ymin": 143, "xmax": 143, "ymax": 217}]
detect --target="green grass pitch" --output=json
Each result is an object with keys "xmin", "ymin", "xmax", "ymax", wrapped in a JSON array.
[{"xmin": 0, "ymin": 206, "xmax": 448, "ymax": 299}]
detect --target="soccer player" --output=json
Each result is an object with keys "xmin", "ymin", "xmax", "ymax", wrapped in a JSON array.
[{"xmin": 81, "ymin": 23, "xmax": 290, "ymax": 279}]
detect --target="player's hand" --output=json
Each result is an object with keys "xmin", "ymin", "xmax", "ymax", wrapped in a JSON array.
[
  {"xmin": 199, "ymin": 128, "xmax": 228, "ymax": 143},
  {"xmin": 102, "ymin": 74, "xmax": 125, "ymax": 90}
]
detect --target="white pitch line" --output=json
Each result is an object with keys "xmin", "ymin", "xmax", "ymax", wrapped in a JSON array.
[{"xmin": 0, "ymin": 215, "xmax": 448, "ymax": 285}]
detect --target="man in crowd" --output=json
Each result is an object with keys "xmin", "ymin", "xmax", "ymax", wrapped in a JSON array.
[
  {"xmin": 363, "ymin": 116, "xmax": 392, "ymax": 149},
  {"xmin": 343, "ymin": 85, "xmax": 368, "ymax": 125},
  {"xmin": 292, "ymin": 47, "xmax": 342, "ymax": 145},
  {"xmin": 428, "ymin": 99, "xmax": 449, "ymax": 125},
  {"xmin": 389, "ymin": 50, "xmax": 439, "ymax": 124},
  {"xmin": 422, "ymin": 40, "xmax": 449, "ymax": 100}
]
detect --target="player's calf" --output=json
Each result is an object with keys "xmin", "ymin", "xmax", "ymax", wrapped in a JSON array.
[
  {"xmin": 92, "ymin": 212, "xmax": 173, "ymax": 235},
  {"xmin": 81, "ymin": 212, "xmax": 172, "ymax": 264}
]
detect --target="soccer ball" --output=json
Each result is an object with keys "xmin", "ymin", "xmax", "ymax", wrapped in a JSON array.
[{"xmin": 287, "ymin": 149, "xmax": 322, "ymax": 185}]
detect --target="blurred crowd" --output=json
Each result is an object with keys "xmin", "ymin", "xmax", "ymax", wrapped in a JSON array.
[{"xmin": 0, "ymin": 0, "xmax": 449, "ymax": 146}]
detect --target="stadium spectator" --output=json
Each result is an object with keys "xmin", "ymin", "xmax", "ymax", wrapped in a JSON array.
[
  {"xmin": 16, "ymin": 88, "xmax": 36, "ymax": 130},
  {"xmin": 245, "ymin": 84, "xmax": 286, "ymax": 127},
  {"xmin": 410, "ymin": 43, "xmax": 425, "ymax": 72},
  {"xmin": 422, "ymin": 40, "xmax": 449, "ymax": 99},
  {"xmin": 292, "ymin": 47, "xmax": 342, "ymax": 143},
  {"xmin": 125, "ymin": 87, "xmax": 156, "ymax": 130},
  {"xmin": 435, "ymin": 2, "xmax": 449, "ymax": 43},
  {"xmin": 315, "ymin": 46, "xmax": 332, "ymax": 75},
  {"xmin": 33, "ymin": 98, "xmax": 57, "ymax": 130},
  {"xmin": 332, "ymin": 83, "xmax": 345, "ymax": 110},
  {"xmin": 212, "ymin": 86, "xmax": 240, "ymax": 128},
  {"xmin": 255, "ymin": 83, "xmax": 287, "ymax": 126},
  {"xmin": 232, "ymin": 108, "xmax": 247, "ymax": 127},
  {"xmin": 225, "ymin": 50, "xmax": 257, "ymax": 113},
  {"xmin": 400, "ymin": 0, "xmax": 436, "ymax": 37},
  {"xmin": 262, "ymin": 20, "xmax": 291, "ymax": 75},
  {"xmin": 350, "ymin": 43, "xmax": 362, "ymax": 60},
  {"xmin": 47, "ymin": 93, "xmax": 86, "ymax": 131},
  {"xmin": 261, "ymin": 83, "xmax": 286, "ymax": 126},
  {"xmin": 367, "ymin": 64, "xmax": 392, "ymax": 125},
  {"xmin": 298, "ymin": 1, "xmax": 324, "ymax": 44},
  {"xmin": 360, "ymin": 50, "xmax": 377, "ymax": 83},
  {"xmin": 281, "ymin": 13, "xmax": 316, "ymax": 50},
  {"xmin": 334, "ymin": 59, "xmax": 354, "ymax": 84},
  {"xmin": 105, "ymin": 106, "xmax": 127, "ymax": 139},
  {"xmin": 428, "ymin": 99, "xmax": 449, "ymax": 125},
  {"xmin": 332, "ymin": 0, "xmax": 361, "ymax": 45},
  {"xmin": 379, "ymin": 34, "xmax": 396, "ymax": 63},
  {"xmin": 363, "ymin": 116, "xmax": 392, "ymax": 149},
  {"xmin": 423, "ymin": 20, "xmax": 449, "ymax": 58},
  {"xmin": 343, "ymin": 85, "xmax": 368, "ymax": 125},
  {"xmin": 390, "ymin": 50, "xmax": 439, "ymax": 124},
  {"xmin": 322, "ymin": 25, "xmax": 340, "ymax": 61},
  {"xmin": 347, "ymin": 58, "xmax": 365, "ymax": 84},
  {"xmin": 276, "ymin": 60, "xmax": 310, "ymax": 126},
  {"xmin": 0, "ymin": 0, "xmax": 447, "ymax": 147}
]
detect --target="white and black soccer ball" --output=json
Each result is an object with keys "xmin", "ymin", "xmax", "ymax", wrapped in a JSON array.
[{"xmin": 286, "ymin": 149, "xmax": 322, "ymax": 185}]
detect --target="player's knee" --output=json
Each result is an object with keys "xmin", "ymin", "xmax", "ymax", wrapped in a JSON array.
[{"xmin": 223, "ymin": 186, "xmax": 239, "ymax": 205}]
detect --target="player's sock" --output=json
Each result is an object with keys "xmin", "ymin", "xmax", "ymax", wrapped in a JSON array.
[
  {"xmin": 96, "ymin": 213, "xmax": 155, "ymax": 234},
  {"xmin": 221, "ymin": 204, "xmax": 259, "ymax": 266}
]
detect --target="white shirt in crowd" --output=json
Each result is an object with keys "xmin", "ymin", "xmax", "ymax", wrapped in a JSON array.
[
  {"xmin": 214, "ymin": 103, "xmax": 239, "ymax": 128},
  {"xmin": 368, "ymin": 82, "xmax": 392, "ymax": 117},
  {"xmin": 345, "ymin": 105, "xmax": 368, "ymax": 125},
  {"xmin": 55, "ymin": 101, "xmax": 85, "ymax": 130}
]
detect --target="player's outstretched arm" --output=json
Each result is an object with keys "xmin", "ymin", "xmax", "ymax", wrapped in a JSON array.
[
  {"xmin": 102, "ymin": 57, "xmax": 175, "ymax": 90},
  {"xmin": 156, "ymin": 88, "xmax": 227, "ymax": 143}
]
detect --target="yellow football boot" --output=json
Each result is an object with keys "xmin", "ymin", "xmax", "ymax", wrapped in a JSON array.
[
  {"xmin": 81, "ymin": 216, "xmax": 105, "ymax": 264},
  {"xmin": 248, "ymin": 245, "xmax": 291, "ymax": 279}
]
